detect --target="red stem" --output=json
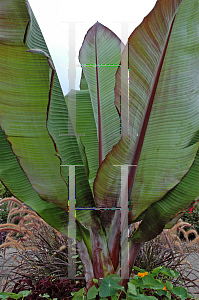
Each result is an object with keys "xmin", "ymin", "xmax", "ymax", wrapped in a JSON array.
[{"xmin": 76, "ymin": 239, "xmax": 95, "ymax": 290}]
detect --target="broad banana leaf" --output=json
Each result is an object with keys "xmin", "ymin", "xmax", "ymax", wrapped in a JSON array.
[
  {"xmin": 79, "ymin": 22, "xmax": 124, "ymax": 165},
  {"xmin": 66, "ymin": 23, "xmax": 124, "ymax": 191},
  {"xmin": 0, "ymin": 0, "xmax": 100, "ymax": 239},
  {"xmin": 94, "ymin": 0, "xmax": 199, "ymax": 242}
]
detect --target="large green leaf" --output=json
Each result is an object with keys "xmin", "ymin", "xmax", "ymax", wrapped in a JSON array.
[
  {"xmin": 0, "ymin": 127, "xmax": 68, "ymax": 235},
  {"xmin": 0, "ymin": 0, "xmax": 69, "ymax": 235},
  {"xmin": 94, "ymin": 0, "xmax": 199, "ymax": 235},
  {"xmin": 130, "ymin": 0, "xmax": 199, "ymax": 242},
  {"xmin": 0, "ymin": 0, "xmax": 100, "ymax": 234},
  {"xmin": 67, "ymin": 23, "xmax": 124, "ymax": 191},
  {"xmin": 79, "ymin": 22, "xmax": 124, "ymax": 166}
]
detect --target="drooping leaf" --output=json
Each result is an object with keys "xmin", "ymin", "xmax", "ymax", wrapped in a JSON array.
[
  {"xmin": 131, "ymin": 146, "xmax": 199, "ymax": 243},
  {"xmin": 0, "ymin": 127, "xmax": 69, "ymax": 235},
  {"xmin": 164, "ymin": 204, "xmax": 193, "ymax": 230},
  {"xmin": 0, "ymin": 0, "xmax": 69, "ymax": 234},
  {"xmin": 27, "ymin": 1, "xmax": 100, "ymax": 229},
  {"xmin": 0, "ymin": 0, "xmax": 100, "ymax": 238}
]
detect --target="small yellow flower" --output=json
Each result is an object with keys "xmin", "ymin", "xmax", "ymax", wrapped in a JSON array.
[
  {"xmin": 163, "ymin": 286, "xmax": 167, "ymax": 291},
  {"xmin": 137, "ymin": 272, "xmax": 148, "ymax": 278}
]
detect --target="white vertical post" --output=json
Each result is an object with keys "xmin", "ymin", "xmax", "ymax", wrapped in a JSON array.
[
  {"xmin": 60, "ymin": 164, "xmax": 84, "ymax": 279},
  {"xmin": 68, "ymin": 165, "xmax": 76, "ymax": 279},
  {"xmin": 68, "ymin": 23, "xmax": 76, "ymax": 136},
  {"xmin": 120, "ymin": 165, "xmax": 129, "ymax": 279},
  {"xmin": 113, "ymin": 164, "xmax": 137, "ymax": 279}
]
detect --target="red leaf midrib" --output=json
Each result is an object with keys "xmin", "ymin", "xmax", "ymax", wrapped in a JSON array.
[
  {"xmin": 95, "ymin": 23, "xmax": 103, "ymax": 167},
  {"xmin": 128, "ymin": 16, "xmax": 176, "ymax": 198}
]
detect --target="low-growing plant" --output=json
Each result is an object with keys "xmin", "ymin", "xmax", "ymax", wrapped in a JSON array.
[
  {"xmin": 0, "ymin": 290, "xmax": 31, "ymax": 300},
  {"xmin": 7, "ymin": 277, "xmax": 85, "ymax": 300},
  {"xmin": 72, "ymin": 267, "xmax": 197, "ymax": 300},
  {"xmin": 0, "ymin": 268, "xmax": 198, "ymax": 300}
]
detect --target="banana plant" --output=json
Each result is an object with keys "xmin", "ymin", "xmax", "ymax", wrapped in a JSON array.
[{"xmin": 0, "ymin": 0, "xmax": 199, "ymax": 291}]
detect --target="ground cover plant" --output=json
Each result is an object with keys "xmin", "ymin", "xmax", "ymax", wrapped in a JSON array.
[
  {"xmin": 3, "ymin": 269, "xmax": 193, "ymax": 300},
  {"xmin": 0, "ymin": 0, "xmax": 199, "ymax": 294},
  {"xmin": 0, "ymin": 267, "xmax": 197, "ymax": 299},
  {"xmin": 71, "ymin": 268, "xmax": 196, "ymax": 300}
]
